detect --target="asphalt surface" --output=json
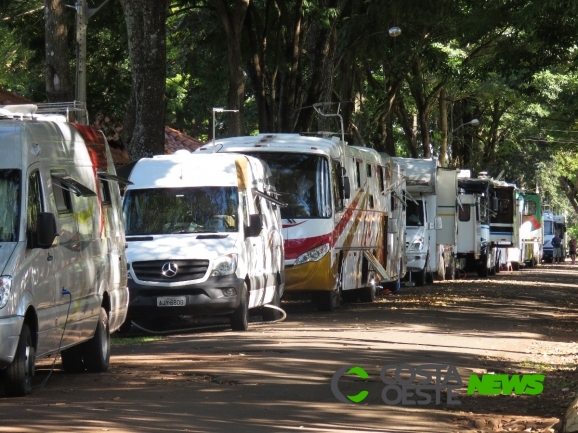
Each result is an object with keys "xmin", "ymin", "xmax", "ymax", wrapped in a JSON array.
[{"xmin": 0, "ymin": 262, "xmax": 577, "ymax": 432}]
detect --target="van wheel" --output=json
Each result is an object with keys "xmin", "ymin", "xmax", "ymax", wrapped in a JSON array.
[
  {"xmin": 61, "ymin": 345, "xmax": 85, "ymax": 373},
  {"xmin": 262, "ymin": 280, "xmax": 282, "ymax": 322},
  {"xmin": 359, "ymin": 284, "xmax": 376, "ymax": 303},
  {"xmin": 231, "ymin": 283, "xmax": 249, "ymax": 331},
  {"xmin": 82, "ymin": 307, "xmax": 110, "ymax": 372},
  {"xmin": 4, "ymin": 324, "xmax": 35, "ymax": 397}
]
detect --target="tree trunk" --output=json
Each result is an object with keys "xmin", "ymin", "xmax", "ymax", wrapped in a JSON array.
[
  {"xmin": 212, "ymin": 0, "xmax": 249, "ymax": 137},
  {"xmin": 439, "ymin": 88, "xmax": 448, "ymax": 166},
  {"xmin": 44, "ymin": 0, "xmax": 73, "ymax": 102},
  {"xmin": 119, "ymin": 0, "xmax": 169, "ymax": 160}
]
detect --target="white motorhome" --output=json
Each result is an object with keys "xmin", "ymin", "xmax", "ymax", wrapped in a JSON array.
[
  {"xmin": 122, "ymin": 152, "xmax": 285, "ymax": 331},
  {"xmin": 508, "ymin": 192, "xmax": 543, "ymax": 269},
  {"xmin": 542, "ymin": 210, "xmax": 566, "ymax": 263},
  {"xmin": 456, "ymin": 172, "xmax": 500, "ymax": 276},
  {"xmin": 197, "ymin": 133, "xmax": 394, "ymax": 311},
  {"xmin": 0, "ymin": 104, "xmax": 128, "ymax": 396},
  {"xmin": 490, "ymin": 179, "xmax": 519, "ymax": 269},
  {"xmin": 392, "ymin": 157, "xmax": 458, "ymax": 285}
]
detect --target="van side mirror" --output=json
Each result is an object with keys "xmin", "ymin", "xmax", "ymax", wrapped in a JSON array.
[
  {"xmin": 491, "ymin": 197, "xmax": 499, "ymax": 211},
  {"xmin": 36, "ymin": 212, "xmax": 58, "ymax": 248},
  {"xmin": 388, "ymin": 218, "xmax": 398, "ymax": 234},
  {"xmin": 435, "ymin": 216, "xmax": 443, "ymax": 230},
  {"xmin": 247, "ymin": 214, "xmax": 262, "ymax": 237},
  {"xmin": 343, "ymin": 176, "xmax": 351, "ymax": 200}
]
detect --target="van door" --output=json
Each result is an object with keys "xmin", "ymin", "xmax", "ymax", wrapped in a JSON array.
[
  {"xmin": 247, "ymin": 190, "xmax": 267, "ymax": 308},
  {"xmin": 49, "ymin": 170, "xmax": 83, "ymax": 348},
  {"xmin": 21, "ymin": 169, "xmax": 56, "ymax": 356}
]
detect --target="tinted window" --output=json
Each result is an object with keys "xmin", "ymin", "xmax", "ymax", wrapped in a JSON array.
[
  {"xmin": 406, "ymin": 199, "xmax": 424, "ymax": 226},
  {"xmin": 0, "ymin": 169, "xmax": 21, "ymax": 242},
  {"xmin": 459, "ymin": 204, "xmax": 471, "ymax": 222}
]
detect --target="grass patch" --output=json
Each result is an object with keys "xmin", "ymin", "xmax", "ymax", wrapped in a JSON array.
[{"xmin": 111, "ymin": 335, "xmax": 163, "ymax": 345}]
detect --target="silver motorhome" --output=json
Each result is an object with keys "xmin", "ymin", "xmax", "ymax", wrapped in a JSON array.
[{"xmin": 0, "ymin": 104, "xmax": 128, "ymax": 396}]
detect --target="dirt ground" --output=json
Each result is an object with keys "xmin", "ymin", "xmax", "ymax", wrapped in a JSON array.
[{"xmin": 0, "ymin": 261, "xmax": 577, "ymax": 433}]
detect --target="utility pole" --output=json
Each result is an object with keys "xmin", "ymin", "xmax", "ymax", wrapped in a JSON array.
[{"xmin": 71, "ymin": 0, "xmax": 112, "ymax": 124}]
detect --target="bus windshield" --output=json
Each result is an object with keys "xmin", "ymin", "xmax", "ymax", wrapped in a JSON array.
[
  {"xmin": 123, "ymin": 187, "xmax": 238, "ymax": 235},
  {"xmin": 246, "ymin": 152, "xmax": 332, "ymax": 219},
  {"xmin": 0, "ymin": 169, "xmax": 21, "ymax": 242}
]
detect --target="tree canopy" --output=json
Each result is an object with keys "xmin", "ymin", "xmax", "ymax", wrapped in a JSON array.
[{"xmin": 1, "ymin": 0, "xmax": 578, "ymax": 221}]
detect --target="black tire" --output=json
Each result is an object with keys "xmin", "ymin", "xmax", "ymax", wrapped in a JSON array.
[
  {"xmin": 61, "ymin": 344, "xmax": 85, "ymax": 373},
  {"xmin": 4, "ymin": 324, "xmax": 35, "ymax": 397},
  {"xmin": 317, "ymin": 288, "xmax": 340, "ymax": 311},
  {"xmin": 359, "ymin": 284, "xmax": 376, "ymax": 303},
  {"xmin": 512, "ymin": 261, "xmax": 520, "ymax": 271},
  {"xmin": 494, "ymin": 250, "xmax": 501, "ymax": 274},
  {"xmin": 425, "ymin": 272, "xmax": 434, "ymax": 284},
  {"xmin": 445, "ymin": 257, "xmax": 456, "ymax": 280},
  {"xmin": 82, "ymin": 307, "xmax": 110, "ymax": 373},
  {"xmin": 231, "ymin": 283, "xmax": 249, "ymax": 331},
  {"xmin": 477, "ymin": 255, "xmax": 489, "ymax": 277},
  {"xmin": 341, "ymin": 290, "xmax": 358, "ymax": 303},
  {"xmin": 414, "ymin": 270, "xmax": 426, "ymax": 287},
  {"xmin": 262, "ymin": 280, "xmax": 282, "ymax": 322}
]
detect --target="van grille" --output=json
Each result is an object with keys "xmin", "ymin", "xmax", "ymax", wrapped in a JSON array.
[{"xmin": 132, "ymin": 260, "xmax": 210, "ymax": 282}]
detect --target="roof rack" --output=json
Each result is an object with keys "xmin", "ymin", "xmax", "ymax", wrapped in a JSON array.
[{"xmin": 0, "ymin": 101, "xmax": 87, "ymax": 123}]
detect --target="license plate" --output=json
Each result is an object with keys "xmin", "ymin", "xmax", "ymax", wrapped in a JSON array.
[{"xmin": 157, "ymin": 296, "xmax": 186, "ymax": 307}]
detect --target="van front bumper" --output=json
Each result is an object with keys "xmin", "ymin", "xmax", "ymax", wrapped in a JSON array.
[
  {"xmin": 405, "ymin": 253, "xmax": 427, "ymax": 273},
  {"xmin": 127, "ymin": 275, "xmax": 245, "ymax": 319},
  {"xmin": 0, "ymin": 315, "xmax": 24, "ymax": 367}
]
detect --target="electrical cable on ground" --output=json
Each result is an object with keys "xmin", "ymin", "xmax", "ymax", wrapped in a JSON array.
[{"xmin": 130, "ymin": 303, "xmax": 287, "ymax": 336}]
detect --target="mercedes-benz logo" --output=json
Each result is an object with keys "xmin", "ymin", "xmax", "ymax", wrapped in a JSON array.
[{"xmin": 161, "ymin": 262, "xmax": 178, "ymax": 278}]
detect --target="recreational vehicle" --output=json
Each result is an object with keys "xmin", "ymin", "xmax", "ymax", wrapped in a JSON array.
[
  {"xmin": 197, "ymin": 134, "xmax": 394, "ymax": 311},
  {"xmin": 392, "ymin": 157, "xmax": 458, "ymax": 285}
]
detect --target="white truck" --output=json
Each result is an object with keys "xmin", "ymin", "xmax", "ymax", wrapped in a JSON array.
[
  {"xmin": 392, "ymin": 158, "xmax": 458, "ymax": 286},
  {"xmin": 0, "ymin": 104, "xmax": 129, "ymax": 396}
]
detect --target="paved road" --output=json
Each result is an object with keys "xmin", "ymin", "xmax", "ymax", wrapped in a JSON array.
[{"xmin": 0, "ymin": 263, "xmax": 576, "ymax": 432}]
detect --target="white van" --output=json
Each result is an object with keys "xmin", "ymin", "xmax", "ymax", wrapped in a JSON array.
[
  {"xmin": 122, "ymin": 151, "xmax": 285, "ymax": 331},
  {"xmin": 0, "ymin": 104, "xmax": 129, "ymax": 396}
]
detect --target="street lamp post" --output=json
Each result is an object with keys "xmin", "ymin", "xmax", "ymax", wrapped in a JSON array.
[{"xmin": 212, "ymin": 108, "xmax": 239, "ymax": 152}]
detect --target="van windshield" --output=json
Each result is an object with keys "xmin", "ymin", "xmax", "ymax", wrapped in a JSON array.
[
  {"xmin": 0, "ymin": 169, "xmax": 21, "ymax": 242},
  {"xmin": 245, "ymin": 152, "xmax": 332, "ymax": 219},
  {"xmin": 123, "ymin": 187, "xmax": 238, "ymax": 235}
]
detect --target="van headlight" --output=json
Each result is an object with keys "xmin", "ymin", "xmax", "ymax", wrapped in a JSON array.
[
  {"xmin": 0, "ymin": 276, "xmax": 12, "ymax": 309},
  {"xmin": 408, "ymin": 238, "xmax": 424, "ymax": 251},
  {"xmin": 294, "ymin": 243, "xmax": 330, "ymax": 266},
  {"xmin": 211, "ymin": 254, "xmax": 238, "ymax": 276}
]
